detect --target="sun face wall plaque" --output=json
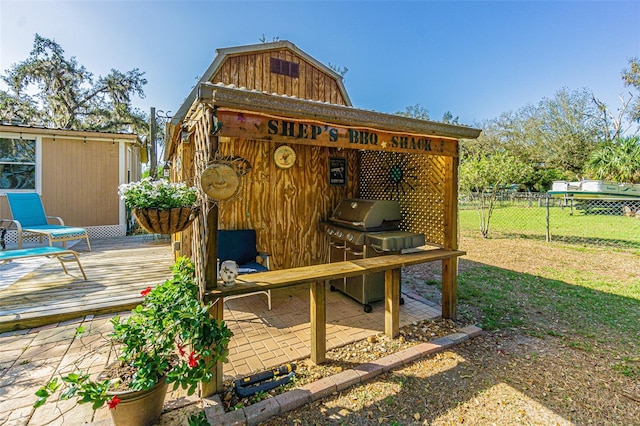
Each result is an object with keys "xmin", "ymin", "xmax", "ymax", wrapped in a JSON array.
[
  {"xmin": 274, "ymin": 145, "xmax": 296, "ymax": 169},
  {"xmin": 200, "ymin": 163, "xmax": 240, "ymax": 200}
]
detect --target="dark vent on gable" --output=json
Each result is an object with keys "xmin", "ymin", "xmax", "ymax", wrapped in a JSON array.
[{"xmin": 270, "ymin": 57, "xmax": 299, "ymax": 78}]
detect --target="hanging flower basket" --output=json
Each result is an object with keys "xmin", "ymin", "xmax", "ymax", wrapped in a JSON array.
[{"xmin": 133, "ymin": 206, "xmax": 200, "ymax": 234}]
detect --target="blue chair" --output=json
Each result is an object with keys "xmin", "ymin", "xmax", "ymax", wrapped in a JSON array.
[
  {"xmin": 2, "ymin": 193, "xmax": 91, "ymax": 251},
  {"xmin": 218, "ymin": 229, "xmax": 271, "ymax": 309}
]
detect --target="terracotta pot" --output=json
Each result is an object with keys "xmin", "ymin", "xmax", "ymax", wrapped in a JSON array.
[
  {"xmin": 132, "ymin": 206, "xmax": 200, "ymax": 234},
  {"xmin": 108, "ymin": 377, "xmax": 169, "ymax": 426}
]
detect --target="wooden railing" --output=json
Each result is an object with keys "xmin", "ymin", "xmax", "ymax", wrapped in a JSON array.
[{"xmin": 202, "ymin": 248, "xmax": 465, "ymax": 395}]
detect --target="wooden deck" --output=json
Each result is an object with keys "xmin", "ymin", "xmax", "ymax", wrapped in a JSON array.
[{"xmin": 0, "ymin": 236, "xmax": 174, "ymax": 333}]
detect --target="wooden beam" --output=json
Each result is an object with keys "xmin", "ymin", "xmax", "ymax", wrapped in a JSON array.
[
  {"xmin": 215, "ymin": 110, "xmax": 460, "ymax": 157},
  {"xmin": 442, "ymin": 258, "xmax": 458, "ymax": 319},
  {"xmin": 205, "ymin": 202, "xmax": 218, "ymax": 290},
  {"xmin": 201, "ymin": 298, "xmax": 225, "ymax": 396},
  {"xmin": 442, "ymin": 153, "xmax": 460, "ymax": 319},
  {"xmin": 204, "ymin": 132, "xmax": 219, "ymax": 291},
  {"xmin": 384, "ymin": 268, "xmax": 401, "ymax": 338},
  {"xmin": 310, "ymin": 280, "xmax": 326, "ymax": 364},
  {"xmin": 205, "ymin": 249, "xmax": 465, "ymax": 300}
]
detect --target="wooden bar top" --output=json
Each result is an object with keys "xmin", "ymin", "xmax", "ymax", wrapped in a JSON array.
[{"xmin": 205, "ymin": 248, "xmax": 465, "ymax": 300}]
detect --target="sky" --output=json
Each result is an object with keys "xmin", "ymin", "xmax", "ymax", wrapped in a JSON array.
[{"xmin": 1, "ymin": 0, "xmax": 639, "ymax": 126}]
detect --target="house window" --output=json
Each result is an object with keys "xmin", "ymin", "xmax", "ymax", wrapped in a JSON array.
[{"xmin": 0, "ymin": 136, "xmax": 37, "ymax": 190}]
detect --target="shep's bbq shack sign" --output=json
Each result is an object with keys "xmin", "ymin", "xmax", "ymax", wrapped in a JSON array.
[{"xmin": 216, "ymin": 111, "xmax": 458, "ymax": 157}]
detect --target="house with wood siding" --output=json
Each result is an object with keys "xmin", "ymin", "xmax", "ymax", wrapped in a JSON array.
[{"xmin": 0, "ymin": 124, "xmax": 146, "ymax": 246}]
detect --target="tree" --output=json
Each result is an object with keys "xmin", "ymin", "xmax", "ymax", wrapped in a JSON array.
[
  {"xmin": 534, "ymin": 88, "xmax": 604, "ymax": 174},
  {"xmin": 442, "ymin": 111, "xmax": 459, "ymax": 124},
  {"xmin": 395, "ymin": 103, "xmax": 430, "ymax": 120},
  {"xmin": 622, "ymin": 57, "xmax": 640, "ymax": 123},
  {"xmin": 0, "ymin": 34, "xmax": 147, "ymax": 133},
  {"xmin": 591, "ymin": 57, "xmax": 640, "ymax": 140},
  {"xmin": 459, "ymin": 150, "xmax": 532, "ymax": 238},
  {"xmin": 585, "ymin": 136, "xmax": 640, "ymax": 183},
  {"xmin": 464, "ymin": 88, "xmax": 604, "ymax": 190}
]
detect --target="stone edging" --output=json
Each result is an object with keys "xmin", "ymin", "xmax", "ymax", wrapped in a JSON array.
[{"xmin": 203, "ymin": 325, "xmax": 483, "ymax": 426}]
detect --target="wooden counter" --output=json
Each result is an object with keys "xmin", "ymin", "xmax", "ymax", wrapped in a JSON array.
[
  {"xmin": 202, "ymin": 248, "xmax": 465, "ymax": 395},
  {"xmin": 206, "ymin": 248, "xmax": 465, "ymax": 298}
]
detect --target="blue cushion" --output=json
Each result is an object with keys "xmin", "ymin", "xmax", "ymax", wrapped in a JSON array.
[
  {"xmin": 218, "ymin": 230, "xmax": 258, "ymax": 266},
  {"xmin": 238, "ymin": 262, "xmax": 269, "ymax": 274}
]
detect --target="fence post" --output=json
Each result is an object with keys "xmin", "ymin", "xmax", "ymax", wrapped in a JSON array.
[{"xmin": 545, "ymin": 195, "xmax": 551, "ymax": 242}]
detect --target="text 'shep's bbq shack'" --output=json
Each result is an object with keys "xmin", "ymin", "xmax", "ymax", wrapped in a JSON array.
[{"xmin": 165, "ymin": 40, "xmax": 481, "ymax": 391}]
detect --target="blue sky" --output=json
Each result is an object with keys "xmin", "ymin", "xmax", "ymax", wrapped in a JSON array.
[{"xmin": 1, "ymin": 1, "xmax": 639, "ymax": 126}]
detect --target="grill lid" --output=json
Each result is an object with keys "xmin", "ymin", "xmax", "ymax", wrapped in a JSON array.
[{"xmin": 329, "ymin": 199, "xmax": 401, "ymax": 231}]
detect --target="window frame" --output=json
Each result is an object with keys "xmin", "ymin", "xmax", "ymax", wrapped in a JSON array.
[{"xmin": 0, "ymin": 132, "xmax": 42, "ymax": 194}]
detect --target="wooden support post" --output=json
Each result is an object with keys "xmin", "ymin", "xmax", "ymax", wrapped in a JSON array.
[
  {"xmin": 204, "ymin": 131, "xmax": 219, "ymax": 291},
  {"xmin": 201, "ymin": 298, "xmax": 224, "ymax": 397},
  {"xmin": 384, "ymin": 268, "xmax": 400, "ymax": 338},
  {"xmin": 442, "ymin": 150, "xmax": 460, "ymax": 320},
  {"xmin": 204, "ymin": 202, "xmax": 218, "ymax": 290},
  {"xmin": 310, "ymin": 280, "xmax": 326, "ymax": 364},
  {"xmin": 441, "ymin": 258, "xmax": 458, "ymax": 319}
]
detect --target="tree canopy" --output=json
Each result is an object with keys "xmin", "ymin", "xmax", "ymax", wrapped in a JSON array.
[
  {"xmin": 622, "ymin": 57, "xmax": 640, "ymax": 124},
  {"xmin": 585, "ymin": 136, "xmax": 640, "ymax": 183},
  {"xmin": 0, "ymin": 34, "xmax": 148, "ymax": 134},
  {"xmin": 461, "ymin": 87, "xmax": 606, "ymax": 191}
]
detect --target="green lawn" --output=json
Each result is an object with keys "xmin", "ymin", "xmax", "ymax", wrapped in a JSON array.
[{"xmin": 459, "ymin": 204, "xmax": 640, "ymax": 248}]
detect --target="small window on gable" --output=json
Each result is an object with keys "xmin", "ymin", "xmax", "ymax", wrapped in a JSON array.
[
  {"xmin": 270, "ymin": 57, "xmax": 300, "ymax": 78},
  {"xmin": 0, "ymin": 136, "xmax": 36, "ymax": 190}
]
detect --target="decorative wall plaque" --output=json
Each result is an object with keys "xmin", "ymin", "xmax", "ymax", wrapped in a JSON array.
[{"xmin": 329, "ymin": 157, "xmax": 347, "ymax": 186}]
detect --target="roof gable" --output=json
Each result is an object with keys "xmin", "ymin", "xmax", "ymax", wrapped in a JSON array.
[{"xmin": 171, "ymin": 41, "xmax": 351, "ymax": 126}]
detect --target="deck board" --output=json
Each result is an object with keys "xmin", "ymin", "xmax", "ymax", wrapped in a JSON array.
[{"xmin": 0, "ymin": 236, "xmax": 174, "ymax": 332}]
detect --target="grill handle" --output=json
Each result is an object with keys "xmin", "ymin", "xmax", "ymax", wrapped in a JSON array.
[
  {"xmin": 328, "ymin": 217, "xmax": 365, "ymax": 228},
  {"xmin": 370, "ymin": 244, "xmax": 388, "ymax": 253}
]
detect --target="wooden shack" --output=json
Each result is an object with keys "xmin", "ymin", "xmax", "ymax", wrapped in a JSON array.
[
  {"xmin": 0, "ymin": 124, "xmax": 145, "ymax": 244},
  {"xmin": 166, "ymin": 40, "xmax": 481, "ymax": 318}
]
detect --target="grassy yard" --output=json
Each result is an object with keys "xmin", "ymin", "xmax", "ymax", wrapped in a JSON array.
[
  {"xmin": 460, "ymin": 204, "xmax": 640, "ymax": 249},
  {"xmin": 451, "ymin": 235, "xmax": 640, "ymax": 423},
  {"xmin": 267, "ymin": 235, "xmax": 640, "ymax": 425}
]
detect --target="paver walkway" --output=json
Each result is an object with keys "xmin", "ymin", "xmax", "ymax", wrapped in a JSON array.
[{"xmin": 0, "ymin": 283, "xmax": 440, "ymax": 425}]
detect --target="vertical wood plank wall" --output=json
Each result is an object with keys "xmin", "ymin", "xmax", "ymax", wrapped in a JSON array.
[
  {"xmin": 211, "ymin": 48, "xmax": 348, "ymax": 105},
  {"xmin": 215, "ymin": 139, "xmax": 358, "ymax": 269}
]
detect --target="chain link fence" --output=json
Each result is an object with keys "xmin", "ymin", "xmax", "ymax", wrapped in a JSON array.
[{"xmin": 459, "ymin": 193, "xmax": 640, "ymax": 250}]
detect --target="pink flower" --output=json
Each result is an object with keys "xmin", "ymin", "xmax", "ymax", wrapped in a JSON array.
[
  {"xmin": 188, "ymin": 351, "xmax": 200, "ymax": 368},
  {"xmin": 107, "ymin": 395, "xmax": 121, "ymax": 409},
  {"xmin": 140, "ymin": 286, "xmax": 151, "ymax": 297}
]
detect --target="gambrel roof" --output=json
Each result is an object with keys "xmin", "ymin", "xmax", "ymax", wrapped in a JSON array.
[{"xmin": 171, "ymin": 40, "xmax": 351, "ymax": 127}]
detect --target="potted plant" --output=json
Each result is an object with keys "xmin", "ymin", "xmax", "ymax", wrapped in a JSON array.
[
  {"xmin": 118, "ymin": 177, "xmax": 200, "ymax": 234},
  {"xmin": 34, "ymin": 257, "xmax": 233, "ymax": 426}
]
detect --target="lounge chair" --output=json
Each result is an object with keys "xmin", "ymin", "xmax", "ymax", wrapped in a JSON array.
[
  {"xmin": 1, "ymin": 193, "xmax": 92, "ymax": 251},
  {"xmin": 218, "ymin": 229, "xmax": 271, "ymax": 310},
  {"xmin": 0, "ymin": 246, "xmax": 87, "ymax": 280}
]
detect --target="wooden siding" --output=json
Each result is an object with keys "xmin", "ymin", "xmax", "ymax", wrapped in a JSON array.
[
  {"xmin": 41, "ymin": 136, "xmax": 120, "ymax": 226},
  {"xmin": 1, "ymin": 126, "xmax": 141, "ymax": 229},
  {"xmin": 214, "ymin": 138, "xmax": 359, "ymax": 269},
  {"xmin": 211, "ymin": 48, "xmax": 348, "ymax": 105}
]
